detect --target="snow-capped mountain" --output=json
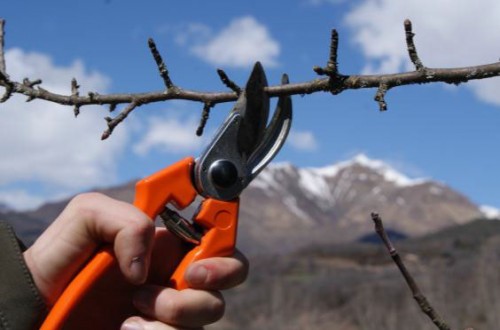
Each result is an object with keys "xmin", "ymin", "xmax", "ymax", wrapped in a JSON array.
[{"xmin": 238, "ymin": 154, "xmax": 483, "ymax": 253}]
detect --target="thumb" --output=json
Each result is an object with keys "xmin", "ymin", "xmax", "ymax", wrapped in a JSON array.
[{"xmin": 25, "ymin": 193, "xmax": 155, "ymax": 304}]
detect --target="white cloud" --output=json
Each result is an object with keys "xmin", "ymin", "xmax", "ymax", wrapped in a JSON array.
[
  {"xmin": 180, "ymin": 16, "xmax": 280, "ymax": 68},
  {"xmin": 133, "ymin": 115, "xmax": 204, "ymax": 155},
  {"xmin": 174, "ymin": 23, "xmax": 212, "ymax": 47},
  {"xmin": 0, "ymin": 189, "xmax": 45, "ymax": 211},
  {"xmin": 289, "ymin": 130, "xmax": 319, "ymax": 151},
  {"xmin": 344, "ymin": 0, "xmax": 500, "ymax": 105},
  {"xmin": 0, "ymin": 48, "xmax": 127, "ymax": 209}
]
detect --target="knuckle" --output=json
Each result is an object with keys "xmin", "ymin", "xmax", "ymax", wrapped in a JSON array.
[
  {"xmin": 128, "ymin": 214, "xmax": 155, "ymax": 236},
  {"xmin": 68, "ymin": 192, "xmax": 107, "ymax": 220}
]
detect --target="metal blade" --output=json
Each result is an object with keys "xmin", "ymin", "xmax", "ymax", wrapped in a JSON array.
[
  {"xmin": 235, "ymin": 62, "xmax": 270, "ymax": 158},
  {"xmin": 193, "ymin": 64, "xmax": 292, "ymax": 201},
  {"xmin": 247, "ymin": 73, "xmax": 292, "ymax": 180}
]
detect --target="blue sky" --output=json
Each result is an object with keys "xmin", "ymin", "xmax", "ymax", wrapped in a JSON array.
[{"xmin": 1, "ymin": 0, "xmax": 500, "ymax": 212}]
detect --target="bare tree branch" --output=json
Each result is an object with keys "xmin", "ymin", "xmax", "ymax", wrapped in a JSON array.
[
  {"xmin": 370, "ymin": 212, "xmax": 452, "ymax": 330},
  {"xmin": 0, "ymin": 19, "xmax": 499, "ymax": 139}
]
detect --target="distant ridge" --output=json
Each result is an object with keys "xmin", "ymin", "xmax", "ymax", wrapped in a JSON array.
[{"xmin": 3, "ymin": 155, "xmax": 488, "ymax": 254}]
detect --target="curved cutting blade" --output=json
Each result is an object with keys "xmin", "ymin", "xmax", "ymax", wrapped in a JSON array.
[
  {"xmin": 234, "ymin": 62, "xmax": 270, "ymax": 159},
  {"xmin": 194, "ymin": 63, "xmax": 292, "ymax": 201},
  {"xmin": 247, "ymin": 73, "xmax": 292, "ymax": 180}
]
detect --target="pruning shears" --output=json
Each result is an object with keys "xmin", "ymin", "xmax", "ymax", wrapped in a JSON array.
[{"xmin": 40, "ymin": 62, "xmax": 292, "ymax": 329}]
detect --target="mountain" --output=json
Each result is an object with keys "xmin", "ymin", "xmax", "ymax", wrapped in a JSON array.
[
  {"xmin": 0, "ymin": 202, "xmax": 11, "ymax": 213},
  {"xmin": 2, "ymin": 154, "xmax": 486, "ymax": 254},
  {"xmin": 238, "ymin": 154, "xmax": 483, "ymax": 253}
]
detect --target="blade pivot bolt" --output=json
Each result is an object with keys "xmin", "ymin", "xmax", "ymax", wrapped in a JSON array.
[{"xmin": 209, "ymin": 160, "xmax": 238, "ymax": 189}]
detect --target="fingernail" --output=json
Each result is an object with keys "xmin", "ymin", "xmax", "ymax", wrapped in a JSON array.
[
  {"xmin": 186, "ymin": 265, "xmax": 208, "ymax": 285},
  {"xmin": 133, "ymin": 286, "xmax": 157, "ymax": 313},
  {"xmin": 121, "ymin": 321, "xmax": 143, "ymax": 330},
  {"xmin": 130, "ymin": 256, "xmax": 146, "ymax": 284}
]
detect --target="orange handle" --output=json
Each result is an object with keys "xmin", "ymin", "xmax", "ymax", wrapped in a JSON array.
[
  {"xmin": 169, "ymin": 198, "xmax": 239, "ymax": 289},
  {"xmin": 40, "ymin": 157, "xmax": 239, "ymax": 329},
  {"xmin": 40, "ymin": 158, "xmax": 197, "ymax": 330},
  {"xmin": 39, "ymin": 248, "xmax": 116, "ymax": 330}
]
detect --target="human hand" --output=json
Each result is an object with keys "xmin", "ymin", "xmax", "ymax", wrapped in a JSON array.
[{"xmin": 24, "ymin": 193, "xmax": 248, "ymax": 329}]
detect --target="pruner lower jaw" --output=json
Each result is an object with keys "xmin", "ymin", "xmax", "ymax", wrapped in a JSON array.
[{"xmin": 194, "ymin": 62, "xmax": 293, "ymax": 201}]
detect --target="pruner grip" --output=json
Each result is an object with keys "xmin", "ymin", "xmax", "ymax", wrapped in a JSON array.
[
  {"xmin": 134, "ymin": 157, "xmax": 239, "ymax": 290},
  {"xmin": 40, "ymin": 157, "xmax": 239, "ymax": 329}
]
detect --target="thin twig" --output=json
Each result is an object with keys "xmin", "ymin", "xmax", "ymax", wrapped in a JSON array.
[
  {"xmin": 0, "ymin": 19, "xmax": 6, "ymax": 74},
  {"xmin": 314, "ymin": 29, "xmax": 340, "ymax": 76},
  {"xmin": 71, "ymin": 78, "xmax": 80, "ymax": 117},
  {"xmin": 374, "ymin": 82, "xmax": 390, "ymax": 111},
  {"xmin": 327, "ymin": 29, "xmax": 339, "ymax": 73},
  {"xmin": 0, "ymin": 71, "xmax": 13, "ymax": 103},
  {"xmin": 404, "ymin": 19, "xmax": 425, "ymax": 71},
  {"xmin": 23, "ymin": 78, "xmax": 42, "ymax": 102},
  {"xmin": 148, "ymin": 38, "xmax": 174, "ymax": 89},
  {"xmin": 371, "ymin": 212, "xmax": 452, "ymax": 330},
  {"xmin": 217, "ymin": 69, "xmax": 242, "ymax": 94},
  {"xmin": 196, "ymin": 102, "xmax": 213, "ymax": 136},
  {"xmin": 23, "ymin": 78, "xmax": 42, "ymax": 88},
  {"xmin": 0, "ymin": 20, "xmax": 13, "ymax": 103},
  {"xmin": 101, "ymin": 101, "xmax": 140, "ymax": 140}
]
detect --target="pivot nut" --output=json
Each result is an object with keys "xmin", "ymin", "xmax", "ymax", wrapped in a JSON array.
[{"xmin": 209, "ymin": 160, "xmax": 238, "ymax": 189}]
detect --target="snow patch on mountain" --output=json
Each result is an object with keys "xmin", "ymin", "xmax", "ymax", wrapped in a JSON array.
[
  {"xmin": 298, "ymin": 169, "xmax": 330, "ymax": 198},
  {"xmin": 313, "ymin": 154, "xmax": 428, "ymax": 187},
  {"xmin": 480, "ymin": 205, "xmax": 500, "ymax": 220},
  {"xmin": 251, "ymin": 165, "xmax": 285, "ymax": 191},
  {"xmin": 252, "ymin": 154, "xmax": 429, "ymax": 200},
  {"xmin": 355, "ymin": 154, "xmax": 413, "ymax": 185},
  {"xmin": 282, "ymin": 195, "xmax": 311, "ymax": 222}
]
